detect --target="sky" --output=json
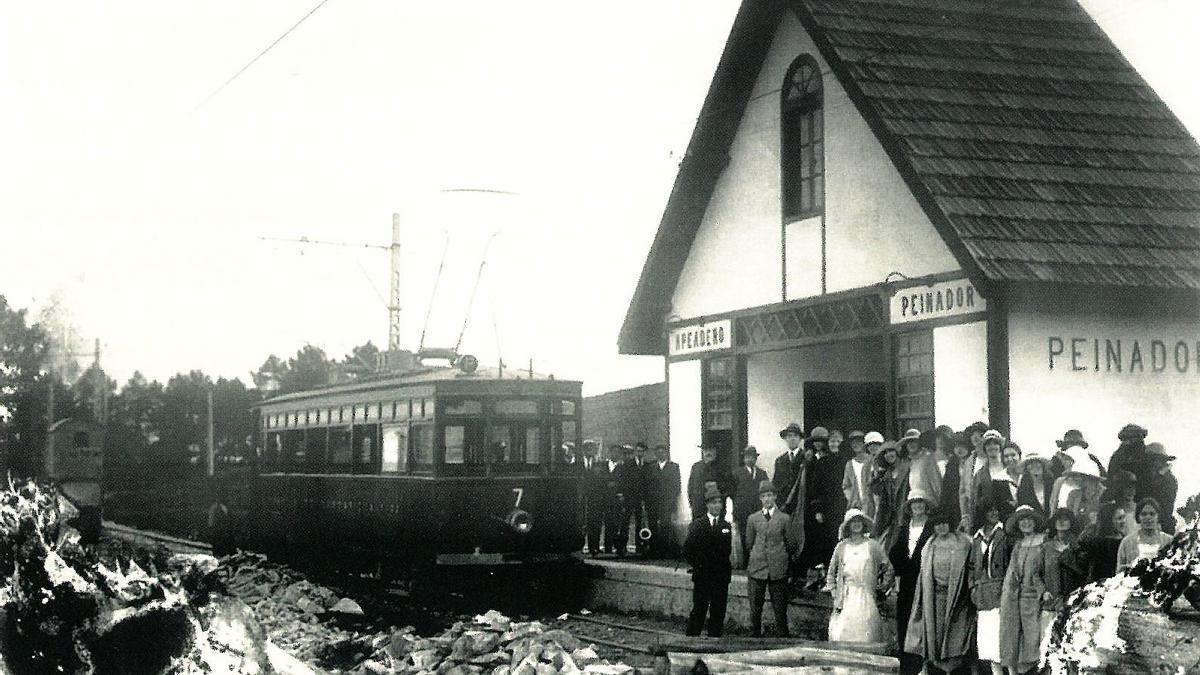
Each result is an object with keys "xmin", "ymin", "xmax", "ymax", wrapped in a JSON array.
[{"xmin": 1, "ymin": 0, "xmax": 1198, "ymax": 397}]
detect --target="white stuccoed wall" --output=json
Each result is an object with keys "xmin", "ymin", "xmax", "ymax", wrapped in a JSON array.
[
  {"xmin": 1007, "ymin": 304, "xmax": 1200, "ymax": 502},
  {"xmin": 670, "ymin": 12, "xmax": 959, "ymax": 320},
  {"xmin": 746, "ymin": 337, "xmax": 888, "ymax": 482},
  {"xmin": 667, "ymin": 359, "xmax": 702, "ymax": 536},
  {"xmin": 933, "ymin": 321, "xmax": 989, "ymax": 430}
]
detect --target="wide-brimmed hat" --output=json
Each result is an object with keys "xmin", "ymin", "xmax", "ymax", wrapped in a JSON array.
[
  {"xmin": 1005, "ymin": 504, "xmax": 1047, "ymax": 535},
  {"xmin": 1056, "ymin": 429, "xmax": 1089, "ymax": 450},
  {"xmin": 757, "ymin": 479, "xmax": 776, "ymax": 496},
  {"xmin": 864, "ymin": 431, "xmax": 884, "ymax": 445},
  {"xmin": 742, "ymin": 445, "xmax": 759, "ymax": 458},
  {"xmin": 808, "ymin": 426, "xmax": 830, "ymax": 441},
  {"xmin": 1049, "ymin": 507, "xmax": 1081, "ymax": 535},
  {"xmin": 1020, "ymin": 447, "xmax": 1049, "ymax": 468},
  {"xmin": 1146, "ymin": 442, "xmax": 1176, "ymax": 462},
  {"xmin": 703, "ymin": 483, "xmax": 724, "ymax": 502},
  {"xmin": 1063, "ymin": 446, "xmax": 1103, "ymax": 481},
  {"xmin": 1118, "ymin": 423, "xmax": 1148, "ymax": 442},
  {"xmin": 779, "ymin": 422, "xmax": 804, "ymax": 439},
  {"xmin": 900, "ymin": 429, "xmax": 921, "ymax": 444},
  {"xmin": 981, "ymin": 429, "xmax": 1004, "ymax": 445},
  {"xmin": 965, "ymin": 421, "xmax": 989, "ymax": 436},
  {"xmin": 840, "ymin": 509, "xmax": 873, "ymax": 537}
]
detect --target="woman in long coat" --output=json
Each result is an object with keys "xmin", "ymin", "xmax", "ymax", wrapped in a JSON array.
[
  {"xmin": 970, "ymin": 501, "xmax": 1013, "ymax": 675},
  {"xmin": 888, "ymin": 489, "xmax": 934, "ymax": 672},
  {"xmin": 904, "ymin": 511, "xmax": 976, "ymax": 674},
  {"xmin": 870, "ymin": 443, "xmax": 908, "ymax": 550},
  {"xmin": 999, "ymin": 505, "xmax": 1048, "ymax": 674}
]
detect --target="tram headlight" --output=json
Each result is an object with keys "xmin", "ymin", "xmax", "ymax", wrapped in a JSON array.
[{"xmin": 506, "ymin": 509, "xmax": 533, "ymax": 534}]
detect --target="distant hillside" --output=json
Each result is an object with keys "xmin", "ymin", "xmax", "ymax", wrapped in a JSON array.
[{"xmin": 583, "ymin": 381, "xmax": 666, "ymax": 449}]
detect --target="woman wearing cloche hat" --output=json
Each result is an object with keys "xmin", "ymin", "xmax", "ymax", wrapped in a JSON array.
[
  {"xmin": 826, "ymin": 509, "xmax": 893, "ymax": 645},
  {"xmin": 890, "ymin": 488, "xmax": 935, "ymax": 669},
  {"xmin": 998, "ymin": 505, "xmax": 1049, "ymax": 674}
]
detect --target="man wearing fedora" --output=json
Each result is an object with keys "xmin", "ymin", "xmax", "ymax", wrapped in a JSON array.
[
  {"xmin": 734, "ymin": 446, "xmax": 769, "ymax": 567},
  {"xmin": 774, "ymin": 423, "xmax": 807, "ymax": 511},
  {"xmin": 684, "ymin": 484, "xmax": 733, "ymax": 637},
  {"xmin": 746, "ymin": 480, "xmax": 797, "ymax": 637}
]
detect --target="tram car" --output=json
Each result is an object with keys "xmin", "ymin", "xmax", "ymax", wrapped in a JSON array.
[
  {"xmin": 45, "ymin": 417, "xmax": 105, "ymax": 544},
  {"xmin": 251, "ymin": 355, "xmax": 584, "ymax": 570}
]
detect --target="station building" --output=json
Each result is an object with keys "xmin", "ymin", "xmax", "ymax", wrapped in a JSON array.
[{"xmin": 618, "ymin": 0, "xmax": 1200, "ymax": 531}]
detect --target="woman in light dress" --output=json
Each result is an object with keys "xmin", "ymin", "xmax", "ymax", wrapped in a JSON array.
[
  {"xmin": 826, "ymin": 509, "xmax": 894, "ymax": 644},
  {"xmin": 1116, "ymin": 498, "xmax": 1173, "ymax": 572}
]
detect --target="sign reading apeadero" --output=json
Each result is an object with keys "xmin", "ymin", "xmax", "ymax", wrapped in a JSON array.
[
  {"xmin": 1048, "ymin": 337, "xmax": 1200, "ymax": 374},
  {"xmin": 669, "ymin": 319, "xmax": 732, "ymax": 357},
  {"xmin": 890, "ymin": 278, "xmax": 985, "ymax": 325}
]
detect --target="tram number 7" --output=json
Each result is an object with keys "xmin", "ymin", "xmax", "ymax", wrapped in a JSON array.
[{"xmin": 511, "ymin": 487, "xmax": 524, "ymax": 509}]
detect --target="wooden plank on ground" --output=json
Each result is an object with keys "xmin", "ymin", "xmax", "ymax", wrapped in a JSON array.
[
  {"xmin": 667, "ymin": 647, "xmax": 898, "ymax": 675},
  {"xmin": 652, "ymin": 636, "xmax": 889, "ymax": 656}
]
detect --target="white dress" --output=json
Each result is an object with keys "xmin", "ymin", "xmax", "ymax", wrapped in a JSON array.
[{"xmin": 828, "ymin": 540, "xmax": 887, "ymax": 643}]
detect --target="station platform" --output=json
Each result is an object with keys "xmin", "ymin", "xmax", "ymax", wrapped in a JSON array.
[{"xmin": 581, "ymin": 557, "xmax": 842, "ymax": 636}]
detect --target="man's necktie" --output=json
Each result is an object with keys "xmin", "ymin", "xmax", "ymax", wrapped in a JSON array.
[{"xmin": 764, "ymin": 511, "xmax": 771, "ymax": 521}]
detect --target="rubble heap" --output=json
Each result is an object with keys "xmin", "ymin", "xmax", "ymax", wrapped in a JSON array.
[
  {"xmin": 220, "ymin": 551, "xmax": 378, "ymax": 666},
  {"xmin": 352, "ymin": 609, "xmax": 634, "ymax": 675},
  {"xmin": 220, "ymin": 551, "xmax": 637, "ymax": 675}
]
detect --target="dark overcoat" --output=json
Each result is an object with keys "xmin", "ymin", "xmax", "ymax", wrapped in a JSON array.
[{"xmin": 904, "ymin": 532, "xmax": 976, "ymax": 667}]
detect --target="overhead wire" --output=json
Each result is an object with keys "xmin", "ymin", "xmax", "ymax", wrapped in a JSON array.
[{"xmin": 194, "ymin": 0, "xmax": 336, "ymax": 111}]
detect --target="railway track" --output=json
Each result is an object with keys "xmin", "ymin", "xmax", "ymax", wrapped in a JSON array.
[{"xmin": 102, "ymin": 520, "xmax": 213, "ymax": 555}]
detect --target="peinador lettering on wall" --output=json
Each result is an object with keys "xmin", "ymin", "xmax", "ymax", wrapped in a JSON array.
[
  {"xmin": 669, "ymin": 319, "xmax": 732, "ymax": 357},
  {"xmin": 1048, "ymin": 337, "xmax": 1200, "ymax": 374},
  {"xmin": 889, "ymin": 277, "xmax": 986, "ymax": 325}
]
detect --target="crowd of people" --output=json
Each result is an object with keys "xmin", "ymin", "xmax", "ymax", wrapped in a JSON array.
[{"xmin": 575, "ymin": 421, "xmax": 1182, "ymax": 675}]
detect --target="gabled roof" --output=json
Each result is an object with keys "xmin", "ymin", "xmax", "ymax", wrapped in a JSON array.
[{"xmin": 620, "ymin": 0, "xmax": 1200, "ymax": 355}]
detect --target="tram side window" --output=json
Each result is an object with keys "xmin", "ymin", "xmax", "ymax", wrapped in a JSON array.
[
  {"xmin": 412, "ymin": 425, "xmax": 434, "ymax": 467},
  {"xmin": 354, "ymin": 424, "xmax": 379, "ymax": 473},
  {"xmin": 444, "ymin": 423, "xmax": 485, "ymax": 464},
  {"xmin": 328, "ymin": 427, "xmax": 353, "ymax": 469},
  {"xmin": 381, "ymin": 425, "xmax": 408, "ymax": 473},
  {"xmin": 282, "ymin": 430, "xmax": 306, "ymax": 466},
  {"xmin": 305, "ymin": 429, "xmax": 327, "ymax": 471},
  {"xmin": 491, "ymin": 424, "xmax": 542, "ymax": 465},
  {"xmin": 553, "ymin": 420, "xmax": 578, "ymax": 469},
  {"xmin": 265, "ymin": 431, "xmax": 283, "ymax": 467}
]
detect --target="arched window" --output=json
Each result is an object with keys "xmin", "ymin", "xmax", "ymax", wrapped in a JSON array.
[{"xmin": 781, "ymin": 55, "xmax": 824, "ymax": 221}]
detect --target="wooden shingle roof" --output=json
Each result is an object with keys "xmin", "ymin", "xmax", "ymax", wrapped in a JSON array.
[
  {"xmin": 797, "ymin": 0, "xmax": 1200, "ymax": 288},
  {"xmin": 619, "ymin": 0, "xmax": 1200, "ymax": 355}
]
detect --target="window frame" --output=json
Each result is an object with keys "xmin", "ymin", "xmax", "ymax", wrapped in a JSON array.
[{"xmin": 780, "ymin": 54, "xmax": 825, "ymax": 223}]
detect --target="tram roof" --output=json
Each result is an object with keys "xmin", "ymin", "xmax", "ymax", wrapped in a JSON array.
[{"xmin": 260, "ymin": 366, "xmax": 579, "ymax": 406}]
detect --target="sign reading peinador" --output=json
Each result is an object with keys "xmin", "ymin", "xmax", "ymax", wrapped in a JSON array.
[
  {"xmin": 669, "ymin": 319, "xmax": 732, "ymax": 357},
  {"xmin": 890, "ymin": 277, "xmax": 986, "ymax": 325}
]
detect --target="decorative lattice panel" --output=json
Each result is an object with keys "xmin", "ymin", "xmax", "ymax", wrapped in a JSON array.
[{"xmin": 734, "ymin": 294, "xmax": 886, "ymax": 348}]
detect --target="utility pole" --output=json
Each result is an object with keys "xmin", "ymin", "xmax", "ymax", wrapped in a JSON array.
[
  {"xmin": 389, "ymin": 213, "xmax": 402, "ymax": 351},
  {"xmin": 207, "ymin": 387, "xmax": 215, "ymax": 477}
]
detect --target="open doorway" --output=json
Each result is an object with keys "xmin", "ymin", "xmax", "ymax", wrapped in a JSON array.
[{"xmin": 802, "ymin": 381, "xmax": 887, "ymax": 439}]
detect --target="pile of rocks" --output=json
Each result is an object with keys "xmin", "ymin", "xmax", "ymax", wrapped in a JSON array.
[
  {"xmin": 351, "ymin": 609, "xmax": 634, "ymax": 675},
  {"xmin": 220, "ymin": 551, "xmax": 377, "ymax": 666}
]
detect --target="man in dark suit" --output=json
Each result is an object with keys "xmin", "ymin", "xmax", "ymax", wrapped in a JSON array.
[
  {"xmin": 649, "ymin": 443, "xmax": 681, "ymax": 558},
  {"xmin": 684, "ymin": 484, "xmax": 732, "ymax": 637},
  {"xmin": 620, "ymin": 442, "xmax": 654, "ymax": 556},
  {"xmin": 746, "ymin": 480, "xmax": 798, "ymax": 637},
  {"xmin": 598, "ymin": 444, "xmax": 626, "ymax": 555},
  {"xmin": 579, "ymin": 441, "xmax": 604, "ymax": 555},
  {"xmin": 773, "ymin": 423, "xmax": 807, "ymax": 513},
  {"xmin": 733, "ymin": 446, "xmax": 768, "ymax": 567},
  {"xmin": 688, "ymin": 445, "xmax": 732, "ymax": 519}
]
